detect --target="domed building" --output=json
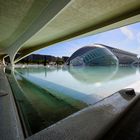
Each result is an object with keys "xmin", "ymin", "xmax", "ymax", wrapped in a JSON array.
[
  {"xmin": 66, "ymin": 44, "xmax": 138, "ymax": 66},
  {"xmin": 67, "ymin": 44, "xmax": 118, "ymax": 66}
]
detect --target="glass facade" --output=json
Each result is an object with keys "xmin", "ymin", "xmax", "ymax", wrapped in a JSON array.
[{"xmin": 68, "ymin": 46, "xmax": 118, "ymax": 66}]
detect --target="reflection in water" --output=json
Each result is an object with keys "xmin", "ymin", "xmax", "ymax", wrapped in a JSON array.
[
  {"xmin": 7, "ymin": 70, "xmax": 88, "ymax": 136},
  {"xmin": 16, "ymin": 66, "xmax": 140, "ymax": 98},
  {"xmin": 7, "ymin": 66, "xmax": 140, "ymax": 136},
  {"xmin": 67, "ymin": 66, "xmax": 118, "ymax": 83},
  {"xmin": 67, "ymin": 66, "xmax": 137, "ymax": 83}
]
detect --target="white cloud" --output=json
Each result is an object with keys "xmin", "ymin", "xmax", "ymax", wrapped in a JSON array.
[{"xmin": 120, "ymin": 26, "xmax": 134, "ymax": 40}]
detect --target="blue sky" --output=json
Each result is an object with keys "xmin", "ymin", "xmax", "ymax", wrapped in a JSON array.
[{"xmin": 35, "ymin": 22, "xmax": 140, "ymax": 57}]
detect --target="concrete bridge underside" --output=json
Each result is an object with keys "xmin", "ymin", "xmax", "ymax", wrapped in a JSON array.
[{"xmin": 0, "ymin": 0, "xmax": 140, "ymax": 65}]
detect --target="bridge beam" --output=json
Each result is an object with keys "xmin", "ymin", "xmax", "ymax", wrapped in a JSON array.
[
  {"xmin": 4, "ymin": 0, "xmax": 71, "ymax": 65},
  {"xmin": 15, "ymin": 11, "xmax": 140, "ymax": 63}
]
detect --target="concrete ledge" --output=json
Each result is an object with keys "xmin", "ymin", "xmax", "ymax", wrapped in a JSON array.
[
  {"xmin": 0, "ymin": 68, "xmax": 24, "ymax": 140},
  {"xmin": 27, "ymin": 90, "xmax": 139, "ymax": 140}
]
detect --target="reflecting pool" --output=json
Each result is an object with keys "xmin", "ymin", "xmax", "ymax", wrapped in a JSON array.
[{"xmin": 7, "ymin": 65, "xmax": 140, "ymax": 136}]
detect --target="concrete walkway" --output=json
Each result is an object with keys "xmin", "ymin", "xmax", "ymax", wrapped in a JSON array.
[{"xmin": 0, "ymin": 66, "xmax": 24, "ymax": 140}]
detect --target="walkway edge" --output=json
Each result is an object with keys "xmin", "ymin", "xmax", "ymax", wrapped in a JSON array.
[
  {"xmin": 27, "ymin": 90, "xmax": 140, "ymax": 140},
  {"xmin": 0, "ymin": 67, "xmax": 24, "ymax": 140}
]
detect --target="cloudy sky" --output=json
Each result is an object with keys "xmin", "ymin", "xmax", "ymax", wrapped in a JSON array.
[{"xmin": 35, "ymin": 22, "xmax": 140, "ymax": 57}]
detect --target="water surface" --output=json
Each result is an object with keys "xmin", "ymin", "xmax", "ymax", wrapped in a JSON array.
[
  {"xmin": 8, "ymin": 66, "xmax": 140, "ymax": 136},
  {"xmin": 16, "ymin": 66, "xmax": 140, "ymax": 98}
]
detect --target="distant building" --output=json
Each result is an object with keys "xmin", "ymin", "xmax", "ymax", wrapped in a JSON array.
[
  {"xmin": 66, "ymin": 44, "xmax": 138, "ymax": 66},
  {"xmin": 18, "ymin": 54, "xmax": 69, "ymax": 65},
  {"xmin": 100, "ymin": 44, "xmax": 138, "ymax": 65},
  {"xmin": 19, "ymin": 54, "xmax": 56, "ymax": 64},
  {"xmin": 27, "ymin": 54, "xmax": 56, "ymax": 62},
  {"xmin": 62, "ymin": 56, "xmax": 69, "ymax": 62}
]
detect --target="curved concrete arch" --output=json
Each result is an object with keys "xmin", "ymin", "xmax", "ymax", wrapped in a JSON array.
[
  {"xmin": 0, "ymin": 0, "xmax": 140, "ymax": 65},
  {"xmin": 2, "ymin": 55, "xmax": 9, "ymax": 66},
  {"xmin": 15, "ymin": 0, "xmax": 140, "ymax": 63},
  {"xmin": 3, "ymin": 0, "xmax": 71, "ymax": 64},
  {"xmin": 15, "ymin": 14, "xmax": 140, "ymax": 64}
]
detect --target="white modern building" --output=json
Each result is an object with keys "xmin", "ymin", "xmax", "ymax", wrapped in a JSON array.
[{"xmin": 67, "ymin": 44, "xmax": 138, "ymax": 66}]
